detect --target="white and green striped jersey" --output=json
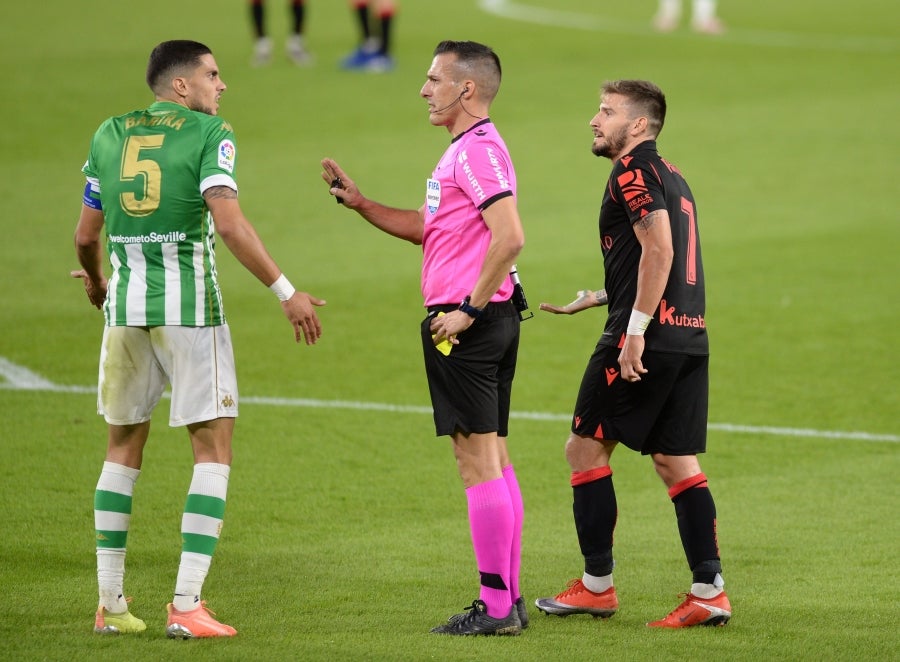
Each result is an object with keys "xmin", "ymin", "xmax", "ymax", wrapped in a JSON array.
[{"xmin": 83, "ymin": 101, "xmax": 239, "ymax": 327}]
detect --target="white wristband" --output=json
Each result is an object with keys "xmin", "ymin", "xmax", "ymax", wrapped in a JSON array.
[
  {"xmin": 627, "ymin": 308, "xmax": 653, "ymax": 336},
  {"xmin": 269, "ymin": 274, "xmax": 296, "ymax": 302}
]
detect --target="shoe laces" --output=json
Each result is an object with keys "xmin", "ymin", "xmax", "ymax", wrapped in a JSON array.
[
  {"xmin": 556, "ymin": 579, "xmax": 588, "ymax": 599},
  {"xmin": 665, "ymin": 593, "xmax": 696, "ymax": 618},
  {"xmin": 460, "ymin": 600, "xmax": 483, "ymax": 620},
  {"xmin": 447, "ymin": 599, "xmax": 486, "ymax": 627},
  {"xmin": 197, "ymin": 600, "xmax": 217, "ymax": 617}
]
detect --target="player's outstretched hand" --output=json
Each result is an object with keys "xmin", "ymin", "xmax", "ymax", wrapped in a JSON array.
[
  {"xmin": 321, "ymin": 158, "xmax": 363, "ymax": 209},
  {"xmin": 539, "ymin": 289, "xmax": 608, "ymax": 315},
  {"xmin": 70, "ymin": 269, "xmax": 107, "ymax": 310},
  {"xmin": 282, "ymin": 292, "xmax": 326, "ymax": 345}
]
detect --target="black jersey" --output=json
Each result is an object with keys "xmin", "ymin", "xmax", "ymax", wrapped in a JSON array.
[{"xmin": 598, "ymin": 140, "xmax": 708, "ymax": 355}]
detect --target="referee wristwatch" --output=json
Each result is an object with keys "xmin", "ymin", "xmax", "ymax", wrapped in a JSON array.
[{"xmin": 458, "ymin": 295, "xmax": 484, "ymax": 319}]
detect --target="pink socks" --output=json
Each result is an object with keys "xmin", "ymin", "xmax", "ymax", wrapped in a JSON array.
[{"xmin": 466, "ymin": 472, "xmax": 520, "ymax": 619}]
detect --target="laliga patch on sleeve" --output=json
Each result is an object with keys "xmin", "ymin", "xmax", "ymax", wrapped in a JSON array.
[{"xmin": 217, "ymin": 139, "xmax": 236, "ymax": 173}]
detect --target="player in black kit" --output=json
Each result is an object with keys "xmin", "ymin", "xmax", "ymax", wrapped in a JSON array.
[{"xmin": 535, "ymin": 79, "xmax": 730, "ymax": 628}]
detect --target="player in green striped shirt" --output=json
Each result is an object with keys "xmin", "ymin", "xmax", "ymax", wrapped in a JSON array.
[{"xmin": 72, "ymin": 39, "xmax": 326, "ymax": 638}]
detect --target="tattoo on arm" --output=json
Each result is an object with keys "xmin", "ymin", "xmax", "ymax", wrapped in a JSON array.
[
  {"xmin": 634, "ymin": 209, "xmax": 664, "ymax": 233},
  {"xmin": 204, "ymin": 185, "xmax": 237, "ymax": 201}
]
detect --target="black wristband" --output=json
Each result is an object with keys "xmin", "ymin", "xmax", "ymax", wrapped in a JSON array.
[{"xmin": 458, "ymin": 295, "xmax": 484, "ymax": 319}]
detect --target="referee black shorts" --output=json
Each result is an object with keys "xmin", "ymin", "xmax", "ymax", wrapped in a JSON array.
[
  {"xmin": 421, "ymin": 300, "xmax": 520, "ymax": 438},
  {"xmin": 571, "ymin": 342, "xmax": 709, "ymax": 455}
]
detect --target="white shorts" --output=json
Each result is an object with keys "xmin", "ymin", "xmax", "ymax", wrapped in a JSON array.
[{"xmin": 97, "ymin": 325, "xmax": 239, "ymax": 427}]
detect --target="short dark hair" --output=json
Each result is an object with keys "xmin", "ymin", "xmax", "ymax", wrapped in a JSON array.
[
  {"xmin": 602, "ymin": 79, "xmax": 667, "ymax": 136},
  {"xmin": 146, "ymin": 40, "xmax": 212, "ymax": 95},
  {"xmin": 433, "ymin": 40, "xmax": 502, "ymax": 101}
]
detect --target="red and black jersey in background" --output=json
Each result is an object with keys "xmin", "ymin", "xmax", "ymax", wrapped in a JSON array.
[{"xmin": 598, "ymin": 140, "xmax": 709, "ymax": 356}]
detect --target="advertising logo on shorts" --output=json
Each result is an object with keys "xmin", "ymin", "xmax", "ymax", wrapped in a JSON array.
[
  {"xmin": 426, "ymin": 178, "xmax": 441, "ymax": 214},
  {"xmin": 218, "ymin": 140, "xmax": 236, "ymax": 173}
]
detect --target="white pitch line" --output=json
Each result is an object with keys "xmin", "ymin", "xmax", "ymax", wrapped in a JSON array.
[
  {"xmin": 477, "ymin": 0, "xmax": 898, "ymax": 54},
  {"xmin": 1, "ymin": 356, "xmax": 896, "ymax": 443}
]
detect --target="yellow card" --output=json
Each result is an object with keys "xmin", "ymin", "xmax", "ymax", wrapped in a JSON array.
[{"xmin": 432, "ymin": 312, "xmax": 454, "ymax": 356}]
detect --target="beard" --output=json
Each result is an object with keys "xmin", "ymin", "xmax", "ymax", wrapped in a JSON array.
[
  {"xmin": 187, "ymin": 96, "xmax": 218, "ymax": 116},
  {"xmin": 591, "ymin": 126, "xmax": 627, "ymax": 159}
]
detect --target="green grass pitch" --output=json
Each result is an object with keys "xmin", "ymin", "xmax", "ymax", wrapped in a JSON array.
[{"xmin": 0, "ymin": 1, "xmax": 897, "ymax": 660}]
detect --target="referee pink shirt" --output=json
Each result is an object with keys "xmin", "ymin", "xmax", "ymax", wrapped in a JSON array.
[{"xmin": 421, "ymin": 119, "xmax": 517, "ymax": 307}]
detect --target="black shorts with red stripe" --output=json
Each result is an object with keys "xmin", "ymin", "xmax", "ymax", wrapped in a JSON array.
[{"xmin": 571, "ymin": 343, "xmax": 708, "ymax": 455}]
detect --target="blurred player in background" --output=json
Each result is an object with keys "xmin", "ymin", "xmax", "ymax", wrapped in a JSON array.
[
  {"xmin": 322, "ymin": 40, "xmax": 527, "ymax": 636},
  {"xmin": 340, "ymin": 0, "xmax": 397, "ymax": 72},
  {"xmin": 535, "ymin": 79, "xmax": 731, "ymax": 628},
  {"xmin": 250, "ymin": 0, "xmax": 312, "ymax": 66},
  {"xmin": 73, "ymin": 39, "xmax": 325, "ymax": 638},
  {"xmin": 654, "ymin": 0, "xmax": 725, "ymax": 34}
]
